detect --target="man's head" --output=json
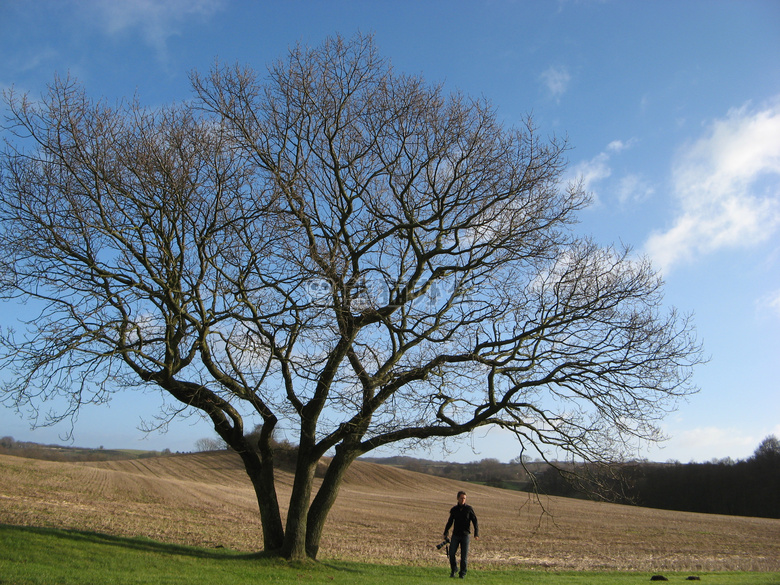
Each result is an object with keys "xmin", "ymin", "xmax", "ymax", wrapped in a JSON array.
[{"xmin": 457, "ymin": 491, "xmax": 467, "ymax": 505}]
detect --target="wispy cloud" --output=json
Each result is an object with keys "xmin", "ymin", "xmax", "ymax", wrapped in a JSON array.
[
  {"xmin": 566, "ymin": 138, "xmax": 640, "ymax": 205},
  {"xmin": 617, "ymin": 173, "xmax": 655, "ymax": 206},
  {"xmin": 606, "ymin": 139, "xmax": 636, "ymax": 154},
  {"xmin": 85, "ymin": 0, "xmax": 224, "ymax": 64},
  {"xmin": 644, "ymin": 97, "xmax": 780, "ymax": 273},
  {"xmin": 569, "ymin": 152, "xmax": 611, "ymax": 200},
  {"xmin": 6, "ymin": 48, "xmax": 60, "ymax": 75},
  {"xmin": 648, "ymin": 424, "xmax": 768, "ymax": 463},
  {"xmin": 675, "ymin": 426, "xmax": 760, "ymax": 461},
  {"xmin": 757, "ymin": 288, "xmax": 780, "ymax": 320},
  {"xmin": 540, "ymin": 65, "xmax": 571, "ymax": 100}
]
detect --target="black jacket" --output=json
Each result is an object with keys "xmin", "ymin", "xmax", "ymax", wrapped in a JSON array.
[{"xmin": 444, "ymin": 503, "xmax": 479, "ymax": 537}]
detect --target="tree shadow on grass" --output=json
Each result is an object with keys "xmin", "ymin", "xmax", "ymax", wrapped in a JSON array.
[
  {"xmin": 1, "ymin": 523, "xmax": 271, "ymax": 561},
  {"xmin": 2, "ymin": 524, "xmax": 386, "ymax": 577}
]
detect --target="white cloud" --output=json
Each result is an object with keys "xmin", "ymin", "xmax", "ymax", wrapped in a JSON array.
[
  {"xmin": 540, "ymin": 65, "xmax": 571, "ymax": 99},
  {"xmin": 567, "ymin": 138, "xmax": 640, "ymax": 205},
  {"xmin": 617, "ymin": 173, "xmax": 654, "ymax": 206},
  {"xmin": 7, "ymin": 48, "xmax": 59, "ymax": 75},
  {"xmin": 675, "ymin": 426, "xmax": 759, "ymax": 461},
  {"xmin": 86, "ymin": 0, "xmax": 224, "ymax": 62},
  {"xmin": 607, "ymin": 138, "xmax": 636, "ymax": 153},
  {"xmin": 646, "ymin": 425, "xmax": 763, "ymax": 462},
  {"xmin": 644, "ymin": 98, "xmax": 780, "ymax": 273},
  {"xmin": 570, "ymin": 152, "xmax": 611, "ymax": 199},
  {"xmin": 757, "ymin": 288, "xmax": 780, "ymax": 320}
]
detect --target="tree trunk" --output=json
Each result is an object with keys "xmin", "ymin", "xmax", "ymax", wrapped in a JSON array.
[
  {"xmin": 305, "ymin": 446, "xmax": 358, "ymax": 559},
  {"xmin": 281, "ymin": 449, "xmax": 319, "ymax": 560},
  {"xmin": 237, "ymin": 449, "xmax": 285, "ymax": 552}
]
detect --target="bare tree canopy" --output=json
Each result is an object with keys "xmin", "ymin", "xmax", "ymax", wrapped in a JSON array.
[{"xmin": 0, "ymin": 34, "xmax": 702, "ymax": 559}]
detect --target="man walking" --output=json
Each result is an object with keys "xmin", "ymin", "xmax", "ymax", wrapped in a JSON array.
[{"xmin": 443, "ymin": 490, "xmax": 479, "ymax": 578}]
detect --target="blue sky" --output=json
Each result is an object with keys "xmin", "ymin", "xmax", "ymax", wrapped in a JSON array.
[{"xmin": 1, "ymin": 0, "xmax": 778, "ymax": 463}]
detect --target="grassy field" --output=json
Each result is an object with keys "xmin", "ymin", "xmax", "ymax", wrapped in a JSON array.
[
  {"xmin": 2, "ymin": 524, "xmax": 779, "ymax": 585},
  {"xmin": 1, "ymin": 450, "xmax": 779, "ymax": 578}
]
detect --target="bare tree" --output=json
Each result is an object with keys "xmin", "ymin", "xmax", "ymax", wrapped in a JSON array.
[
  {"xmin": 753, "ymin": 435, "xmax": 780, "ymax": 462},
  {"xmin": 0, "ymin": 34, "xmax": 702, "ymax": 560},
  {"xmin": 195, "ymin": 437, "xmax": 227, "ymax": 452}
]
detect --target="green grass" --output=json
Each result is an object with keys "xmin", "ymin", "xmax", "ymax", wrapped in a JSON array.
[{"xmin": 1, "ymin": 524, "xmax": 778, "ymax": 585}]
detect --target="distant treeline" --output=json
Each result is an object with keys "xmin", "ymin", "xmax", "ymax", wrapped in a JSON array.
[
  {"xmin": 361, "ymin": 453, "xmax": 538, "ymax": 491},
  {"xmin": 364, "ymin": 435, "xmax": 780, "ymax": 520},
  {"xmin": 12, "ymin": 431, "xmax": 776, "ymax": 519},
  {"xmin": 0, "ymin": 436, "xmax": 173, "ymax": 462},
  {"xmin": 627, "ymin": 454, "xmax": 779, "ymax": 518}
]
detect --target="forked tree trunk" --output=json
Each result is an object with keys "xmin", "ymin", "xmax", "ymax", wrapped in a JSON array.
[
  {"xmin": 237, "ymin": 449, "xmax": 285, "ymax": 551},
  {"xmin": 281, "ymin": 451, "xmax": 319, "ymax": 560},
  {"xmin": 305, "ymin": 446, "xmax": 359, "ymax": 559}
]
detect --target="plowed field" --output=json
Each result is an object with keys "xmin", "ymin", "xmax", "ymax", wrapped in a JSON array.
[{"xmin": 1, "ymin": 451, "xmax": 778, "ymax": 571}]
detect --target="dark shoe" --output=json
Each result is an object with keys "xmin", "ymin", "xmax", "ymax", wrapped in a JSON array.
[
  {"xmin": 459, "ymin": 574, "xmax": 465, "ymax": 578},
  {"xmin": 450, "ymin": 572, "xmax": 457, "ymax": 578}
]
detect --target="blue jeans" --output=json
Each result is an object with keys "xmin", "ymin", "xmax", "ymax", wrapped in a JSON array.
[{"xmin": 449, "ymin": 533, "xmax": 471, "ymax": 576}]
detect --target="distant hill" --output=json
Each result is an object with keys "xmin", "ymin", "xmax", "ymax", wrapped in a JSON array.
[
  {"xmin": 0, "ymin": 437, "xmax": 169, "ymax": 462},
  {"xmin": 363, "ymin": 450, "xmax": 780, "ymax": 520},
  {"xmin": 4, "ymin": 438, "xmax": 778, "ymax": 519},
  {"xmin": 1, "ymin": 449, "xmax": 779, "ymax": 571}
]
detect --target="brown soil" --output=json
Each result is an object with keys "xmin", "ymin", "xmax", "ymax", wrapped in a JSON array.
[{"xmin": 1, "ymin": 451, "xmax": 778, "ymax": 571}]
